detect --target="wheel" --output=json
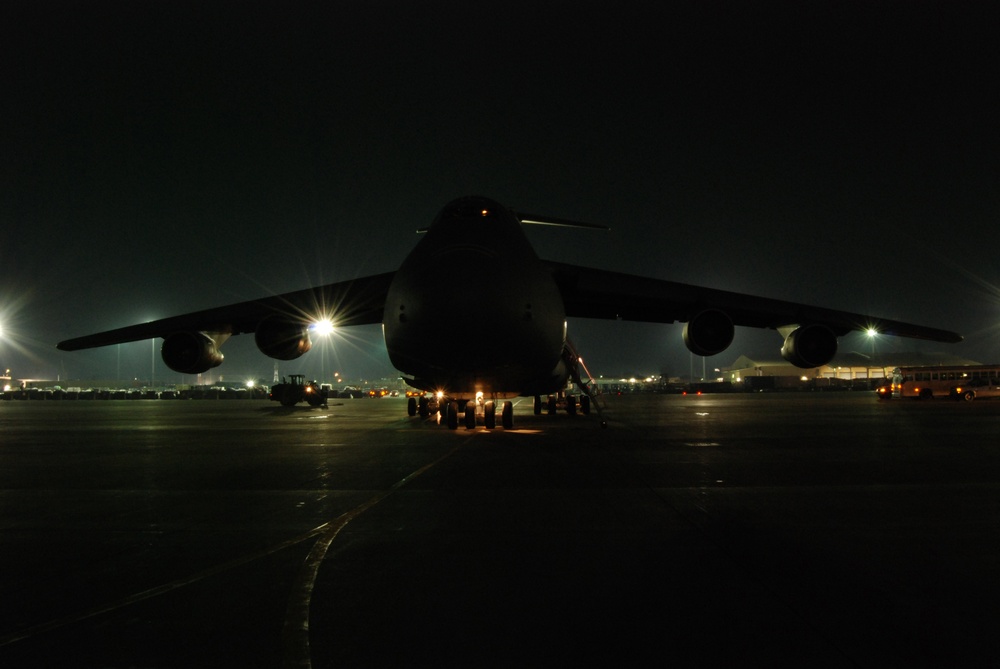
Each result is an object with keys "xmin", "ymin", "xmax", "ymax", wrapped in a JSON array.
[
  {"xmin": 580, "ymin": 394, "xmax": 591, "ymax": 414},
  {"xmin": 464, "ymin": 402, "xmax": 476, "ymax": 429},
  {"xmin": 407, "ymin": 397, "xmax": 417, "ymax": 416},
  {"xmin": 533, "ymin": 395, "xmax": 542, "ymax": 415},
  {"xmin": 546, "ymin": 395, "xmax": 557, "ymax": 414},
  {"xmin": 484, "ymin": 400, "xmax": 496, "ymax": 429},
  {"xmin": 306, "ymin": 387, "xmax": 325, "ymax": 407},
  {"xmin": 565, "ymin": 395, "xmax": 577, "ymax": 415},
  {"xmin": 418, "ymin": 396, "xmax": 429, "ymax": 418},
  {"xmin": 501, "ymin": 401, "xmax": 513, "ymax": 429},
  {"xmin": 963, "ymin": 391, "xmax": 975, "ymax": 402},
  {"xmin": 446, "ymin": 401, "xmax": 459, "ymax": 429}
]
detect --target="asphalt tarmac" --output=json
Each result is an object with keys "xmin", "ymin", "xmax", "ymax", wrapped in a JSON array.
[{"xmin": 1, "ymin": 392, "xmax": 999, "ymax": 668}]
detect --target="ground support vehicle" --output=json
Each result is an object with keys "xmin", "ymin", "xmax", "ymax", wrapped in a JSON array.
[
  {"xmin": 891, "ymin": 364, "xmax": 1000, "ymax": 399},
  {"xmin": 268, "ymin": 374, "xmax": 327, "ymax": 407}
]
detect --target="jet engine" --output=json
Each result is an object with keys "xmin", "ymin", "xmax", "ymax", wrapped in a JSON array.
[
  {"xmin": 780, "ymin": 324, "xmax": 838, "ymax": 368},
  {"xmin": 682, "ymin": 309, "xmax": 735, "ymax": 357},
  {"xmin": 161, "ymin": 332, "xmax": 224, "ymax": 374},
  {"xmin": 254, "ymin": 316, "xmax": 312, "ymax": 360}
]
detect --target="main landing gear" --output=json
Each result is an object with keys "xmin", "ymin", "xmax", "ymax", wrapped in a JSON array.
[
  {"xmin": 407, "ymin": 394, "xmax": 514, "ymax": 430},
  {"xmin": 467, "ymin": 399, "xmax": 513, "ymax": 430},
  {"xmin": 532, "ymin": 391, "xmax": 592, "ymax": 416},
  {"xmin": 531, "ymin": 388, "xmax": 607, "ymax": 429}
]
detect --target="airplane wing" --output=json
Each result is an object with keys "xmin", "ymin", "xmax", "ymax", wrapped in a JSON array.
[
  {"xmin": 544, "ymin": 261, "xmax": 963, "ymax": 343},
  {"xmin": 57, "ymin": 271, "xmax": 396, "ymax": 351}
]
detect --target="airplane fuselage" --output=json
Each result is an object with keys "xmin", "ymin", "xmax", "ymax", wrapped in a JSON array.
[{"xmin": 382, "ymin": 197, "xmax": 569, "ymax": 398}]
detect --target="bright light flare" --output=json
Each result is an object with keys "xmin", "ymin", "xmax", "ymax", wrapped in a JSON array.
[
  {"xmin": 311, "ymin": 319, "xmax": 335, "ymax": 336},
  {"xmin": 0, "ymin": 295, "xmax": 45, "ymax": 364},
  {"xmin": 865, "ymin": 327, "xmax": 878, "ymax": 338}
]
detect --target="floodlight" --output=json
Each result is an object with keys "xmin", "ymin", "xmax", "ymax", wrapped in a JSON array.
[{"xmin": 312, "ymin": 319, "xmax": 335, "ymax": 336}]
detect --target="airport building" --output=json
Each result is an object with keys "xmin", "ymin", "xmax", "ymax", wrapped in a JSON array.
[
  {"xmin": 723, "ymin": 351, "xmax": 982, "ymax": 387},
  {"xmin": 593, "ymin": 351, "xmax": 984, "ymax": 394}
]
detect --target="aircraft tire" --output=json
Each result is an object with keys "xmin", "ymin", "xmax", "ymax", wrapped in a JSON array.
[
  {"xmin": 464, "ymin": 403, "xmax": 476, "ymax": 429},
  {"xmin": 501, "ymin": 401, "xmax": 513, "ymax": 429},
  {"xmin": 484, "ymin": 401, "xmax": 496, "ymax": 429}
]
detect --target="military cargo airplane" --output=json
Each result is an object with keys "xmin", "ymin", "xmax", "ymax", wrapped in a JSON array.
[{"xmin": 58, "ymin": 195, "xmax": 962, "ymax": 429}]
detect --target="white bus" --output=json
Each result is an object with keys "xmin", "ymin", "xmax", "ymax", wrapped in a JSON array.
[{"xmin": 890, "ymin": 364, "xmax": 1000, "ymax": 399}]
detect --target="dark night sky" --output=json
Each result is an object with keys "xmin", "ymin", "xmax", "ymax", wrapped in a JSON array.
[{"xmin": 2, "ymin": 1, "xmax": 998, "ymax": 384}]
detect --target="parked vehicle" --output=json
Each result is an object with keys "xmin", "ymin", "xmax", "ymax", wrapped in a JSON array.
[
  {"xmin": 892, "ymin": 364, "xmax": 1000, "ymax": 399},
  {"xmin": 950, "ymin": 377, "xmax": 1000, "ymax": 402}
]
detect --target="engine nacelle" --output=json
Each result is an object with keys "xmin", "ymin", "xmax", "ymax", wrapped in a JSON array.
[
  {"xmin": 682, "ymin": 309, "xmax": 735, "ymax": 357},
  {"xmin": 161, "ymin": 332, "xmax": 224, "ymax": 374},
  {"xmin": 780, "ymin": 324, "xmax": 838, "ymax": 368},
  {"xmin": 255, "ymin": 316, "xmax": 312, "ymax": 360}
]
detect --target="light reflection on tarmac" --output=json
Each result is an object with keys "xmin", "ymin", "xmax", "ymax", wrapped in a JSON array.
[{"xmin": 2, "ymin": 393, "xmax": 1000, "ymax": 667}]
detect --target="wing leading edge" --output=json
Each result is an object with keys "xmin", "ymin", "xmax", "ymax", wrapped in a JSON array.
[
  {"xmin": 545, "ymin": 261, "xmax": 963, "ymax": 343},
  {"xmin": 56, "ymin": 272, "xmax": 396, "ymax": 351}
]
